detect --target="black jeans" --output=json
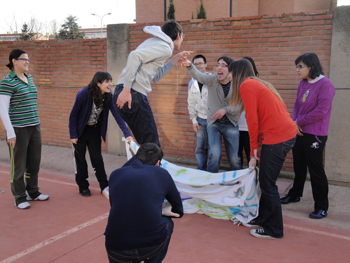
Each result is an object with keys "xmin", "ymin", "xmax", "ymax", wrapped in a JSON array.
[
  {"xmin": 238, "ymin": 130, "xmax": 251, "ymax": 168},
  {"xmin": 10, "ymin": 125, "xmax": 42, "ymax": 205},
  {"xmin": 73, "ymin": 124, "xmax": 108, "ymax": 192},
  {"xmin": 288, "ymin": 133, "xmax": 329, "ymax": 211},
  {"xmin": 113, "ymin": 84, "xmax": 160, "ymax": 147},
  {"xmin": 257, "ymin": 137, "xmax": 296, "ymax": 238},
  {"xmin": 106, "ymin": 217, "xmax": 174, "ymax": 263}
]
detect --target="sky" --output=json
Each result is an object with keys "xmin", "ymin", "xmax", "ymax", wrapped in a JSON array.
[
  {"xmin": 0, "ymin": 0, "xmax": 136, "ymax": 34},
  {"xmin": 0, "ymin": 0, "xmax": 349, "ymax": 34}
]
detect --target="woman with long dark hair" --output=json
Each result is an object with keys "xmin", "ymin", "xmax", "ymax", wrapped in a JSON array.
[
  {"xmin": 69, "ymin": 71, "xmax": 132, "ymax": 198},
  {"xmin": 228, "ymin": 59, "xmax": 297, "ymax": 239},
  {"xmin": 0, "ymin": 49, "xmax": 49, "ymax": 209},
  {"xmin": 280, "ymin": 53, "xmax": 335, "ymax": 219}
]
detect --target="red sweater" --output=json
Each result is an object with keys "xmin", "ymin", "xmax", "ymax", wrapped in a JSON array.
[{"xmin": 240, "ymin": 78, "xmax": 297, "ymax": 156}]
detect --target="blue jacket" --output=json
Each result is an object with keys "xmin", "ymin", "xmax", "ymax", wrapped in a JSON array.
[
  {"xmin": 69, "ymin": 87, "xmax": 131, "ymax": 141},
  {"xmin": 104, "ymin": 159, "xmax": 183, "ymax": 250}
]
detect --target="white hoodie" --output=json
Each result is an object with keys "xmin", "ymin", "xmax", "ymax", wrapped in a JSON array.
[{"xmin": 117, "ymin": 26, "xmax": 174, "ymax": 96}]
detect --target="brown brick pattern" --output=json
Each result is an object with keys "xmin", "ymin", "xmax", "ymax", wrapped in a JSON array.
[{"xmin": 0, "ymin": 39, "xmax": 108, "ymax": 152}]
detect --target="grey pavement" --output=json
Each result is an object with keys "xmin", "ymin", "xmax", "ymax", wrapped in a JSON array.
[{"xmin": 0, "ymin": 140, "xmax": 349, "ymax": 231}]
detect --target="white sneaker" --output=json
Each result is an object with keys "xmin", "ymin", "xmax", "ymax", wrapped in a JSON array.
[
  {"xmin": 102, "ymin": 187, "xmax": 109, "ymax": 200},
  {"xmin": 26, "ymin": 193, "xmax": 50, "ymax": 201},
  {"xmin": 15, "ymin": 201, "xmax": 31, "ymax": 209}
]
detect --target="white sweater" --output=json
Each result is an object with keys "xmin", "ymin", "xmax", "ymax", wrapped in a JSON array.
[{"xmin": 188, "ymin": 78, "xmax": 209, "ymax": 124}]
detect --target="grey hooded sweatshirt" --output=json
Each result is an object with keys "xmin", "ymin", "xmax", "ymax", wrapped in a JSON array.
[{"xmin": 117, "ymin": 26, "xmax": 175, "ymax": 96}]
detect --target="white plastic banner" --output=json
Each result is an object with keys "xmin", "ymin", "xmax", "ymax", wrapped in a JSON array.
[{"xmin": 124, "ymin": 139, "xmax": 259, "ymax": 223}]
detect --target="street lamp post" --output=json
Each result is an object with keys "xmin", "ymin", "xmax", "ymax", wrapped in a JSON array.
[{"xmin": 91, "ymin": 13, "xmax": 112, "ymax": 37}]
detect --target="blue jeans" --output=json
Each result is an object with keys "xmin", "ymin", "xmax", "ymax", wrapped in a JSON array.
[
  {"xmin": 106, "ymin": 217, "xmax": 174, "ymax": 263},
  {"xmin": 257, "ymin": 137, "xmax": 296, "ymax": 238},
  {"xmin": 113, "ymin": 84, "xmax": 160, "ymax": 146},
  {"xmin": 207, "ymin": 122, "xmax": 241, "ymax": 173},
  {"xmin": 195, "ymin": 117, "xmax": 208, "ymax": 171}
]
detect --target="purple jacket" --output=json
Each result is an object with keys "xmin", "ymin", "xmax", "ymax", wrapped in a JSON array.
[
  {"xmin": 69, "ymin": 87, "xmax": 131, "ymax": 141},
  {"xmin": 293, "ymin": 76, "xmax": 335, "ymax": 136}
]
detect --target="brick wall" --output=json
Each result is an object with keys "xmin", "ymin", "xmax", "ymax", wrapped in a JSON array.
[
  {"xmin": 0, "ymin": 39, "xmax": 108, "ymax": 151},
  {"xmin": 0, "ymin": 10, "xmax": 333, "ymax": 172},
  {"xmin": 130, "ymin": 10, "xmax": 333, "ymax": 172},
  {"xmin": 136, "ymin": 0, "xmax": 336, "ymax": 23}
]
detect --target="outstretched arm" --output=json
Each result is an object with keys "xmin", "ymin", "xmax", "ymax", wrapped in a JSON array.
[{"xmin": 152, "ymin": 51, "xmax": 194, "ymax": 83}]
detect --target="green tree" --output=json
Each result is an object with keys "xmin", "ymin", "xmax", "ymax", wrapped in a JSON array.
[
  {"xmin": 56, "ymin": 15, "xmax": 85, "ymax": 39},
  {"xmin": 197, "ymin": 0, "xmax": 207, "ymax": 19},
  {"xmin": 19, "ymin": 23, "xmax": 35, "ymax": 41},
  {"xmin": 167, "ymin": 0, "xmax": 175, "ymax": 20}
]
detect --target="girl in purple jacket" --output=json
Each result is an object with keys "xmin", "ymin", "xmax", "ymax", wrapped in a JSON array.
[
  {"xmin": 69, "ymin": 72, "xmax": 132, "ymax": 198},
  {"xmin": 280, "ymin": 53, "xmax": 335, "ymax": 219}
]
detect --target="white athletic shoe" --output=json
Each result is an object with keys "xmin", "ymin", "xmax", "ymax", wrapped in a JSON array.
[
  {"xmin": 26, "ymin": 193, "xmax": 50, "ymax": 201},
  {"xmin": 102, "ymin": 186, "xmax": 109, "ymax": 200},
  {"xmin": 15, "ymin": 201, "xmax": 31, "ymax": 209}
]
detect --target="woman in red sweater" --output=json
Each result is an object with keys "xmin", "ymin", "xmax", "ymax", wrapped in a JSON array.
[{"xmin": 229, "ymin": 59, "xmax": 297, "ymax": 239}]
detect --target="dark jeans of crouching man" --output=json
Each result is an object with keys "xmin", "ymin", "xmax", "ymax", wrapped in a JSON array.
[{"xmin": 106, "ymin": 217, "xmax": 174, "ymax": 263}]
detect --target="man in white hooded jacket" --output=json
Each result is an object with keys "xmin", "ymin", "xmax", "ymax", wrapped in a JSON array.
[{"xmin": 113, "ymin": 20, "xmax": 190, "ymax": 147}]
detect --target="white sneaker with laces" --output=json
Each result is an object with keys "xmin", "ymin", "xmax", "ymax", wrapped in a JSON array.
[
  {"xmin": 26, "ymin": 193, "xmax": 50, "ymax": 201},
  {"xmin": 102, "ymin": 186, "xmax": 109, "ymax": 200},
  {"xmin": 15, "ymin": 201, "xmax": 31, "ymax": 209},
  {"xmin": 242, "ymin": 219, "xmax": 259, "ymax": 228}
]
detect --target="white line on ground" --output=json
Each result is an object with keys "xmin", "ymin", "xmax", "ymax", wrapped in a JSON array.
[
  {"xmin": 284, "ymin": 223, "xmax": 350, "ymax": 241},
  {"xmin": 39, "ymin": 177, "xmax": 100, "ymax": 191},
  {"xmin": 0, "ymin": 213, "xmax": 109, "ymax": 263}
]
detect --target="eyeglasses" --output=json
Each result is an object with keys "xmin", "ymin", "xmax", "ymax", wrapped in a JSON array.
[
  {"xmin": 215, "ymin": 63, "xmax": 228, "ymax": 68},
  {"xmin": 16, "ymin": 58, "xmax": 31, "ymax": 63},
  {"xmin": 296, "ymin": 65, "xmax": 308, "ymax": 69},
  {"xmin": 193, "ymin": 62, "xmax": 204, "ymax": 66}
]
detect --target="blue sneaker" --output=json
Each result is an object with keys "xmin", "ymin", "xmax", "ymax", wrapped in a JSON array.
[{"xmin": 309, "ymin": 209, "xmax": 327, "ymax": 219}]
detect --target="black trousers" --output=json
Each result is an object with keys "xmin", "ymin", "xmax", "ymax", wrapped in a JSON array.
[
  {"xmin": 238, "ymin": 130, "xmax": 250, "ymax": 168},
  {"xmin": 288, "ymin": 133, "xmax": 329, "ymax": 211},
  {"xmin": 257, "ymin": 137, "xmax": 295, "ymax": 238},
  {"xmin": 10, "ymin": 125, "xmax": 42, "ymax": 205},
  {"xmin": 113, "ymin": 84, "xmax": 160, "ymax": 147},
  {"xmin": 73, "ymin": 124, "xmax": 108, "ymax": 192}
]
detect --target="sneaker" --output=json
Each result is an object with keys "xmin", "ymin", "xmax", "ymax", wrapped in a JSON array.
[
  {"xmin": 242, "ymin": 219, "xmax": 259, "ymax": 228},
  {"xmin": 309, "ymin": 209, "xmax": 327, "ymax": 219},
  {"xmin": 80, "ymin": 189, "xmax": 91, "ymax": 197},
  {"xmin": 280, "ymin": 195, "xmax": 300, "ymax": 204},
  {"xmin": 26, "ymin": 193, "xmax": 50, "ymax": 201},
  {"xmin": 250, "ymin": 228, "xmax": 282, "ymax": 239},
  {"xmin": 15, "ymin": 201, "xmax": 31, "ymax": 209},
  {"xmin": 102, "ymin": 186, "xmax": 109, "ymax": 200}
]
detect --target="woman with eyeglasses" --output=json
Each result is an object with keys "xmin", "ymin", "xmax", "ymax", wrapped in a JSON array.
[
  {"xmin": 0, "ymin": 49, "xmax": 49, "ymax": 209},
  {"xmin": 280, "ymin": 53, "xmax": 335, "ymax": 219},
  {"xmin": 69, "ymin": 72, "xmax": 133, "ymax": 198},
  {"xmin": 228, "ymin": 59, "xmax": 297, "ymax": 239}
]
